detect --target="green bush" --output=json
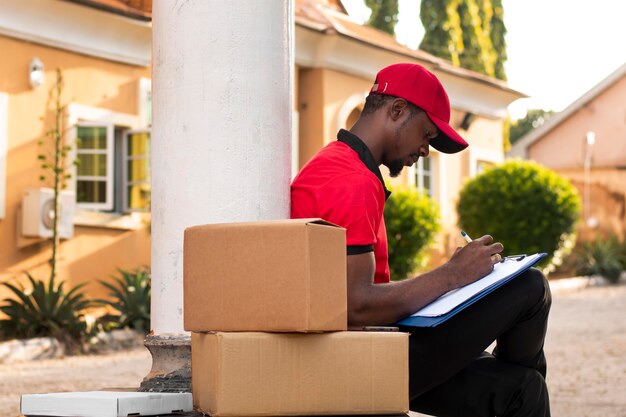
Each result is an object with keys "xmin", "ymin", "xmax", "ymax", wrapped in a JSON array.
[
  {"xmin": 0, "ymin": 273, "xmax": 94, "ymax": 350},
  {"xmin": 98, "ymin": 267, "xmax": 151, "ymax": 334},
  {"xmin": 575, "ymin": 236, "xmax": 624, "ymax": 284},
  {"xmin": 457, "ymin": 160, "xmax": 581, "ymax": 269},
  {"xmin": 384, "ymin": 186, "xmax": 440, "ymax": 280}
]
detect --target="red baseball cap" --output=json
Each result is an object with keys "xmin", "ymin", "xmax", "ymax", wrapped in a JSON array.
[{"xmin": 370, "ymin": 63, "xmax": 469, "ymax": 154}]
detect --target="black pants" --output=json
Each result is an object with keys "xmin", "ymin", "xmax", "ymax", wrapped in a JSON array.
[{"xmin": 399, "ymin": 268, "xmax": 552, "ymax": 417}]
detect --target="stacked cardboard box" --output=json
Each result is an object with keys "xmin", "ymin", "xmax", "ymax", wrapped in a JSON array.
[{"xmin": 184, "ymin": 219, "xmax": 408, "ymax": 416}]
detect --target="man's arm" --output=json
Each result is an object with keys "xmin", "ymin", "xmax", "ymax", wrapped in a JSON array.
[{"xmin": 347, "ymin": 235, "xmax": 503, "ymax": 326}]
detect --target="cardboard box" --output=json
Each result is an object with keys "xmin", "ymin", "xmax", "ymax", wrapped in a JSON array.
[
  {"xmin": 184, "ymin": 219, "xmax": 347, "ymax": 332},
  {"xmin": 192, "ymin": 331, "xmax": 409, "ymax": 416},
  {"xmin": 20, "ymin": 391, "xmax": 192, "ymax": 417}
]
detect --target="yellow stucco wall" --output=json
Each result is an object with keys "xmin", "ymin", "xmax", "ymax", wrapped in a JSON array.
[
  {"xmin": 297, "ymin": 67, "xmax": 326, "ymax": 167},
  {"xmin": 0, "ymin": 35, "xmax": 151, "ymax": 300},
  {"xmin": 297, "ymin": 67, "xmax": 372, "ymax": 167}
]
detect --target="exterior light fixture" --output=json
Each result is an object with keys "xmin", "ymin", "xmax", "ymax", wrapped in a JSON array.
[
  {"xmin": 459, "ymin": 112, "xmax": 475, "ymax": 130},
  {"xmin": 29, "ymin": 58, "xmax": 45, "ymax": 88},
  {"xmin": 586, "ymin": 131, "xmax": 596, "ymax": 146},
  {"xmin": 583, "ymin": 131, "xmax": 598, "ymax": 228}
]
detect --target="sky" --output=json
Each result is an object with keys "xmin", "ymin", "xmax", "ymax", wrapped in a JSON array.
[{"xmin": 341, "ymin": 0, "xmax": 626, "ymax": 120}]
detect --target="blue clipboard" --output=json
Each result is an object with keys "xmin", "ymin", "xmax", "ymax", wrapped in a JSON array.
[{"xmin": 395, "ymin": 253, "xmax": 547, "ymax": 328}]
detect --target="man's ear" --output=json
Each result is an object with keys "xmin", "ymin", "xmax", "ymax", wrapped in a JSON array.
[{"xmin": 389, "ymin": 98, "xmax": 408, "ymax": 121}]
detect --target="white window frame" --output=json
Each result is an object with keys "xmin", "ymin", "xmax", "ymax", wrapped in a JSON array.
[
  {"xmin": 75, "ymin": 122, "xmax": 114, "ymax": 211},
  {"xmin": 68, "ymin": 103, "xmax": 140, "ymax": 212},
  {"xmin": 410, "ymin": 154, "xmax": 438, "ymax": 199},
  {"xmin": 0, "ymin": 92, "xmax": 7, "ymax": 219},
  {"xmin": 122, "ymin": 129, "xmax": 151, "ymax": 212},
  {"xmin": 416, "ymin": 157, "xmax": 433, "ymax": 197}
]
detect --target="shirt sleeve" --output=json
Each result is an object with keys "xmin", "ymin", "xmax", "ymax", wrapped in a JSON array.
[{"xmin": 316, "ymin": 173, "xmax": 384, "ymax": 248}]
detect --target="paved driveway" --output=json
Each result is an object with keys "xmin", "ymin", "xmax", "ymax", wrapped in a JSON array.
[{"xmin": 2, "ymin": 280, "xmax": 625, "ymax": 417}]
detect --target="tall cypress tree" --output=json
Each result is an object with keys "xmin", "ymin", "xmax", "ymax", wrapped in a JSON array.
[
  {"xmin": 490, "ymin": 0, "xmax": 507, "ymax": 80},
  {"xmin": 419, "ymin": 0, "xmax": 507, "ymax": 81},
  {"xmin": 419, "ymin": 0, "xmax": 459, "ymax": 64},
  {"xmin": 365, "ymin": 0, "xmax": 399, "ymax": 37}
]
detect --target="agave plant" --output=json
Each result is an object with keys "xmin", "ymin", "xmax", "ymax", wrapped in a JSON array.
[
  {"xmin": 575, "ymin": 236, "xmax": 624, "ymax": 284},
  {"xmin": 98, "ymin": 267, "xmax": 151, "ymax": 334},
  {"xmin": 0, "ymin": 273, "xmax": 94, "ymax": 349}
]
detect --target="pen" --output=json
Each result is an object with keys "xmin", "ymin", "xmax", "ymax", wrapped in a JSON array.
[{"xmin": 461, "ymin": 230, "xmax": 472, "ymax": 243}]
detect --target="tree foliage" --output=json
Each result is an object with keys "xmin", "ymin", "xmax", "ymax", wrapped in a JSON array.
[
  {"xmin": 419, "ymin": 0, "xmax": 507, "ymax": 80},
  {"xmin": 365, "ymin": 0, "xmax": 399, "ymax": 36},
  {"xmin": 489, "ymin": 0, "xmax": 507, "ymax": 80},
  {"xmin": 509, "ymin": 109, "xmax": 555, "ymax": 145}
]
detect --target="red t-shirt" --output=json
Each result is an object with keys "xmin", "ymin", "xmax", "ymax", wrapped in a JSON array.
[{"xmin": 290, "ymin": 130, "xmax": 390, "ymax": 283}]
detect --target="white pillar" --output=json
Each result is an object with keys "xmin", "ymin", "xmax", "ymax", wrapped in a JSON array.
[{"xmin": 143, "ymin": 0, "xmax": 293, "ymax": 391}]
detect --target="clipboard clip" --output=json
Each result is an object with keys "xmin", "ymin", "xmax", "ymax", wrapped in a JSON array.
[{"xmin": 501, "ymin": 254, "xmax": 527, "ymax": 262}]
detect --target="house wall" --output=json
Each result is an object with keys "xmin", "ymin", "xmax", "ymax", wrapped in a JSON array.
[
  {"xmin": 297, "ymin": 67, "xmax": 327, "ymax": 168},
  {"xmin": 0, "ymin": 35, "xmax": 151, "ymax": 300},
  {"xmin": 525, "ymin": 75, "xmax": 626, "ymax": 242},
  {"xmin": 558, "ymin": 167, "xmax": 625, "ymax": 241},
  {"xmin": 527, "ymin": 75, "xmax": 626, "ymax": 170}
]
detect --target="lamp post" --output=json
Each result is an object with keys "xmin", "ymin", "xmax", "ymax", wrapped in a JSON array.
[{"xmin": 583, "ymin": 131, "xmax": 597, "ymax": 228}]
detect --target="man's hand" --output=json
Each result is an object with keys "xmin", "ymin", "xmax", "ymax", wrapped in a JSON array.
[
  {"xmin": 346, "ymin": 235, "xmax": 504, "ymax": 327},
  {"xmin": 446, "ymin": 235, "xmax": 504, "ymax": 288}
]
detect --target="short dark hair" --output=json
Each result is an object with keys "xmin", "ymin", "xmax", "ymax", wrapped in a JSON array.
[{"xmin": 361, "ymin": 93, "xmax": 422, "ymax": 117}]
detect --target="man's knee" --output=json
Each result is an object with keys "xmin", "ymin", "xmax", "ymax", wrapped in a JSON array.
[
  {"xmin": 521, "ymin": 268, "xmax": 552, "ymax": 311},
  {"xmin": 508, "ymin": 369, "xmax": 550, "ymax": 417}
]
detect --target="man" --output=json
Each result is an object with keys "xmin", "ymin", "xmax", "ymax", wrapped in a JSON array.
[{"xmin": 291, "ymin": 63, "xmax": 551, "ymax": 416}]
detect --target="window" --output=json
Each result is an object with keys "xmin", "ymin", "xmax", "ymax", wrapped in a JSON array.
[
  {"xmin": 76, "ymin": 123, "xmax": 114, "ymax": 210},
  {"xmin": 75, "ymin": 122, "xmax": 150, "ymax": 213},
  {"xmin": 475, "ymin": 160, "xmax": 495, "ymax": 175},
  {"xmin": 123, "ymin": 131, "xmax": 150, "ymax": 211},
  {"xmin": 414, "ymin": 157, "xmax": 434, "ymax": 197}
]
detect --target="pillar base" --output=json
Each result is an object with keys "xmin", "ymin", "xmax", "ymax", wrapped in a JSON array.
[{"xmin": 139, "ymin": 334, "xmax": 191, "ymax": 393}]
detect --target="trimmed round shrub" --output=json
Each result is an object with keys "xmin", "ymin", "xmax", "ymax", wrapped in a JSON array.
[
  {"xmin": 457, "ymin": 160, "xmax": 581, "ymax": 268},
  {"xmin": 384, "ymin": 186, "xmax": 441, "ymax": 280}
]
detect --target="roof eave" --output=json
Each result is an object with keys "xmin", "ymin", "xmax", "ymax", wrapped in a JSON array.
[
  {"xmin": 64, "ymin": 0, "xmax": 152, "ymax": 22},
  {"xmin": 294, "ymin": 7, "xmax": 526, "ymax": 99}
]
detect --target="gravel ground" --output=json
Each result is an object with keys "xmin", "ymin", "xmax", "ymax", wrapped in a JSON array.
[
  {"xmin": 2, "ymin": 279, "xmax": 625, "ymax": 417},
  {"xmin": 543, "ymin": 280, "xmax": 626, "ymax": 416}
]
